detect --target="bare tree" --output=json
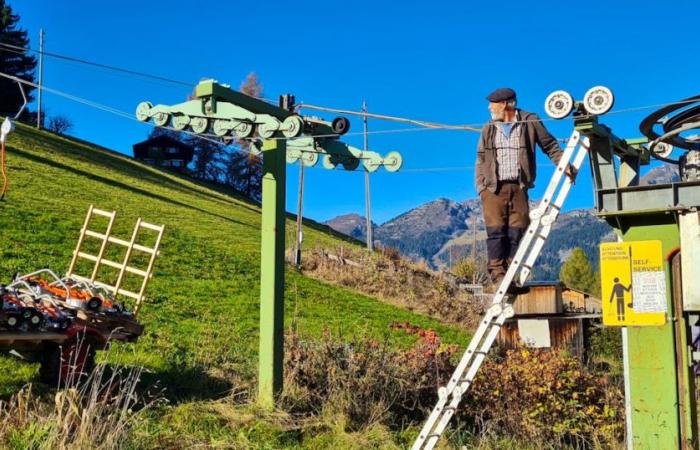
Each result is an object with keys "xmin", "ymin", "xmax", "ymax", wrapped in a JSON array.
[
  {"xmin": 220, "ymin": 73, "xmax": 264, "ymax": 199},
  {"xmin": 47, "ymin": 115, "xmax": 73, "ymax": 135}
]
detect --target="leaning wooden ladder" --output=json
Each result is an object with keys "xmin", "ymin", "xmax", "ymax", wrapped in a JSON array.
[
  {"xmin": 66, "ymin": 205, "xmax": 165, "ymax": 317},
  {"xmin": 412, "ymin": 130, "xmax": 590, "ymax": 450}
]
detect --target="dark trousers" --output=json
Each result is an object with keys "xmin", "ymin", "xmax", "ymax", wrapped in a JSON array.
[{"xmin": 480, "ymin": 182, "xmax": 530, "ymax": 281}]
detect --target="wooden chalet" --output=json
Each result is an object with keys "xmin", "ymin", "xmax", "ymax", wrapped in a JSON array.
[{"xmin": 132, "ymin": 135, "xmax": 194, "ymax": 171}]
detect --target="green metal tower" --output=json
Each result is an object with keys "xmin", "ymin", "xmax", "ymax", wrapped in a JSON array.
[
  {"xmin": 136, "ymin": 80, "xmax": 402, "ymax": 407},
  {"xmin": 564, "ymin": 88, "xmax": 700, "ymax": 449}
]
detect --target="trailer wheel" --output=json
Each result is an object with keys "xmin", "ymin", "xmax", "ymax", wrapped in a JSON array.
[
  {"xmin": 5, "ymin": 312, "xmax": 20, "ymax": 328},
  {"xmin": 87, "ymin": 297, "xmax": 102, "ymax": 311},
  {"xmin": 39, "ymin": 337, "xmax": 96, "ymax": 387}
]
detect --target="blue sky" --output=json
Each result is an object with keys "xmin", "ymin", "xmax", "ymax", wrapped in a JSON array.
[{"xmin": 12, "ymin": 0, "xmax": 700, "ymax": 224}]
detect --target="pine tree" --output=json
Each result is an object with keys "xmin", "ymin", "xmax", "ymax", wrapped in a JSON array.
[
  {"xmin": 0, "ymin": 0, "xmax": 37, "ymax": 117},
  {"xmin": 559, "ymin": 247, "xmax": 598, "ymax": 295}
]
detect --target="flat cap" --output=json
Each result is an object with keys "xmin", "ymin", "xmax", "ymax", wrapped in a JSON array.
[{"xmin": 486, "ymin": 87, "xmax": 516, "ymax": 103}]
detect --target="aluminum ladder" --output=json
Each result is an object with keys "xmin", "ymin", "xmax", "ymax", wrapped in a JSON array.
[{"xmin": 412, "ymin": 129, "xmax": 590, "ymax": 450}]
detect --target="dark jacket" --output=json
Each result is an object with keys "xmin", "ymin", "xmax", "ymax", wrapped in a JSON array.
[{"xmin": 475, "ymin": 110, "xmax": 563, "ymax": 194}]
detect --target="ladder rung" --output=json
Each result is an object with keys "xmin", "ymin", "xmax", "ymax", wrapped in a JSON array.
[
  {"xmin": 133, "ymin": 243, "xmax": 156, "ymax": 254},
  {"xmin": 77, "ymin": 279, "xmax": 138, "ymax": 300},
  {"xmin": 139, "ymin": 222, "xmax": 164, "ymax": 232},
  {"xmin": 108, "ymin": 236, "xmax": 156, "ymax": 254},
  {"xmin": 100, "ymin": 258, "xmax": 123, "ymax": 270},
  {"xmin": 77, "ymin": 251, "xmax": 99, "ymax": 262},
  {"xmin": 76, "ymin": 253, "xmax": 147, "ymax": 277},
  {"xmin": 126, "ymin": 266, "xmax": 148, "ymax": 277},
  {"xmin": 108, "ymin": 236, "xmax": 131, "ymax": 246},
  {"xmin": 91, "ymin": 208, "xmax": 116, "ymax": 218},
  {"xmin": 117, "ymin": 288, "xmax": 140, "ymax": 299},
  {"xmin": 82, "ymin": 231, "xmax": 156, "ymax": 254},
  {"xmin": 84, "ymin": 230, "xmax": 107, "ymax": 240}
]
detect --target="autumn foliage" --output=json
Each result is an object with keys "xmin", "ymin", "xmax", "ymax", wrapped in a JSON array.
[
  {"xmin": 467, "ymin": 347, "xmax": 623, "ymax": 445},
  {"xmin": 282, "ymin": 325, "xmax": 623, "ymax": 446}
]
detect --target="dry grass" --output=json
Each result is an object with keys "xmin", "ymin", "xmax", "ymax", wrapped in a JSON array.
[
  {"xmin": 297, "ymin": 246, "xmax": 483, "ymax": 327},
  {"xmin": 0, "ymin": 343, "xmax": 162, "ymax": 450}
]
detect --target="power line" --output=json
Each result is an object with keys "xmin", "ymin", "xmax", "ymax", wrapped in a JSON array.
[
  {"xmin": 2, "ymin": 70, "xmax": 698, "ymax": 177},
  {"xmin": 0, "ymin": 41, "xmax": 192, "ymax": 88},
  {"xmin": 0, "ymin": 71, "xmax": 252, "ymax": 157},
  {"xmin": 301, "ymin": 103, "xmax": 481, "ymax": 132},
  {"xmin": 4, "ymin": 41, "xmax": 699, "ymax": 134},
  {"xmin": 302, "ymin": 98, "xmax": 700, "ymax": 130},
  {"xmin": 0, "ymin": 41, "xmax": 280, "ymax": 104}
]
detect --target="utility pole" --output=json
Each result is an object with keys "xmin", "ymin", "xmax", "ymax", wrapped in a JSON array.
[
  {"xmin": 471, "ymin": 214, "xmax": 477, "ymax": 284},
  {"xmin": 37, "ymin": 29, "xmax": 45, "ymax": 129},
  {"xmin": 363, "ymin": 100, "xmax": 373, "ymax": 251}
]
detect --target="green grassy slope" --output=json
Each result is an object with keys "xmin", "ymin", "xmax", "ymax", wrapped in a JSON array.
[{"xmin": 0, "ymin": 123, "xmax": 469, "ymax": 402}]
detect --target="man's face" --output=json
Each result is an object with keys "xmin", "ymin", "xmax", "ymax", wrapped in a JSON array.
[{"xmin": 489, "ymin": 101, "xmax": 507, "ymax": 121}]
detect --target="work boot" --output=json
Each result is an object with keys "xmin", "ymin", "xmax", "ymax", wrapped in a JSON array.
[{"xmin": 492, "ymin": 274, "xmax": 530, "ymax": 296}]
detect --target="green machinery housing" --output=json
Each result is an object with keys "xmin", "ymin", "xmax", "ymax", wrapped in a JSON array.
[{"xmin": 547, "ymin": 87, "xmax": 700, "ymax": 449}]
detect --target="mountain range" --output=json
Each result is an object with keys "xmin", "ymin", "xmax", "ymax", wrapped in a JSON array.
[{"xmin": 325, "ymin": 163, "xmax": 679, "ymax": 281}]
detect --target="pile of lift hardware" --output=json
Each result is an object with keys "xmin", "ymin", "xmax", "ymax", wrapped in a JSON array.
[{"xmin": 0, "ymin": 205, "xmax": 164, "ymax": 384}]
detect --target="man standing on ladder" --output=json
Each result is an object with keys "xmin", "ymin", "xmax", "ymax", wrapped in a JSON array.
[{"xmin": 475, "ymin": 88, "xmax": 576, "ymax": 292}]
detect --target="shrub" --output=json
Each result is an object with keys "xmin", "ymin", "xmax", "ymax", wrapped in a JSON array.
[
  {"xmin": 465, "ymin": 347, "xmax": 624, "ymax": 446},
  {"xmin": 380, "ymin": 246, "xmax": 402, "ymax": 263},
  {"xmin": 282, "ymin": 327, "xmax": 623, "ymax": 448},
  {"xmin": 281, "ymin": 327, "xmax": 457, "ymax": 431},
  {"xmin": 452, "ymin": 257, "xmax": 478, "ymax": 281}
]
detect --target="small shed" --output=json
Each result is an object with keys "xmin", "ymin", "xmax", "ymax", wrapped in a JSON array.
[
  {"xmin": 132, "ymin": 135, "xmax": 194, "ymax": 171},
  {"xmin": 511, "ymin": 281, "xmax": 602, "ymax": 316},
  {"xmin": 498, "ymin": 281, "xmax": 602, "ymax": 361}
]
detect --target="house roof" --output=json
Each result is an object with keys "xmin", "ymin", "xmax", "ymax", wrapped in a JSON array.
[
  {"xmin": 132, "ymin": 135, "xmax": 193, "ymax": 151},
  {"xmin": 524, "ymin": 280, "xmax": 563, "ymax": 287},
  {"xmin": 524, "ymin": 280, "xmax": 601, "ymax": 301}
]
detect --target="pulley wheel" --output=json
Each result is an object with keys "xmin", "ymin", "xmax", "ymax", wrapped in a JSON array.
[
  {"xmin": 257, "ymin": 118, "xmax": 281, "ymax": 139},
  {"xmin": 234, "ymin": 122, "xmax": 255, "ymax": 139},
  {"xmin": 331, "ymin": 117, "xmax": 350, "ymax": 135},
  {"xmin": 172, "ymin": 114, "xmax": 190, "ymax": 131},
  {"xmin": 544, "ymin": 90, "xmax": 574, "ymax": 119},
  {"xmin": 190, "ymin": 117, "xmax": 208, "ymax": 134},
  {"xmin": 583, "ymin": 86, "xmax": 614, "ymax": 116},
  {"xmin": 153, "ymin": 112, "xmax": 170, "ymax": 127},
  {"xmin": 135, "ymin": 102, "xmax": 153, "ymax": 122},
  {"xmin": 213, "ymin": 119, "xmax": 232, "ymax": 137},
  {"xmin": 282, "ymin": 115, "xmax": 305, "ymax": 138},
  {"xmin": 382, "ymin": 151, "xmax": 403, "ymax": 172}
]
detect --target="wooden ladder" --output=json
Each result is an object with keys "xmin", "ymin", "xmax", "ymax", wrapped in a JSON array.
[{"xmin": 66, "ymin": 205, "xmax": 165, "ymax": 317}]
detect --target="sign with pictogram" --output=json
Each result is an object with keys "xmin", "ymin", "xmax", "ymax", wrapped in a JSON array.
[{"xmin": 600, "ymin": 241, "xmax": 667, "ymax": 326}]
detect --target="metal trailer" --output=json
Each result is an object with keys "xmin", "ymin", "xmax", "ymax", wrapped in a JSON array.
[{"xmin": 0, "ymin": 206, "xmax": 164, "ymax": 386}]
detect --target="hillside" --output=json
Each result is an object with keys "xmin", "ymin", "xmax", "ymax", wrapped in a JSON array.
[
  {"xmin": 327, "ymin": 198, "xmax": 616, "ymax": 280},
  {"xmin": 0, "ymin": 123, "xmax": 471, "ymax": 447},
  {"xmin": 324, "ymin": 213, "xmax": 375, "ymax": 241}
]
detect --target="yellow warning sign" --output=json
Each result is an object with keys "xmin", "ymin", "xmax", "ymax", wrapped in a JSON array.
[{"xmin": 600, "ymin": 241, "xmax": 667, "ymax": 326}]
